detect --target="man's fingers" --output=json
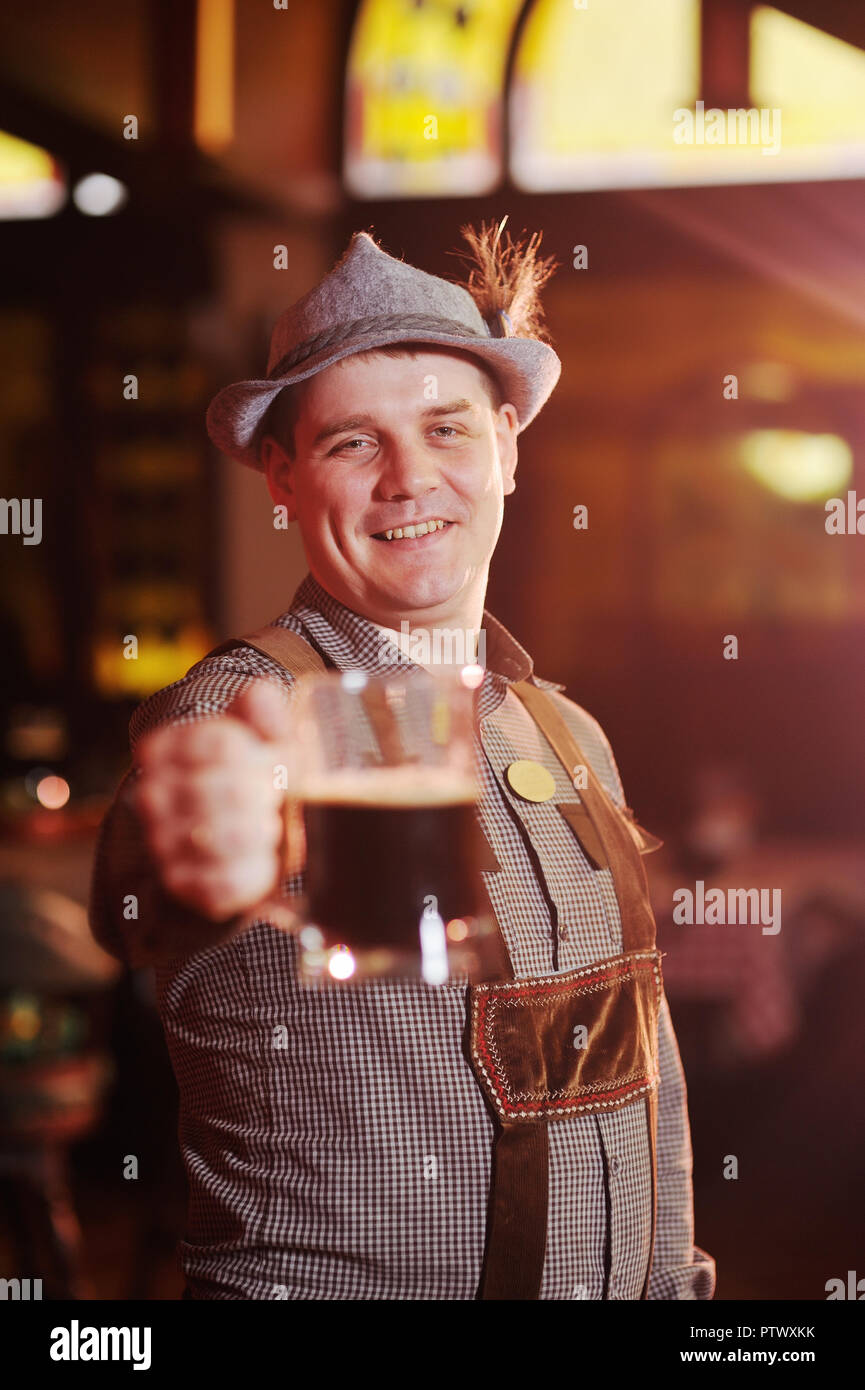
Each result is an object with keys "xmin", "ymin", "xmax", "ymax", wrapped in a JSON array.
[
  {"xmin": 141, "ymin": 762, "xmax": 274, "ymax": 817},
  {"xmin": 130, "ymin": 678, "xmax": 298, "ymax": 921},
  {"xmin": 228, "ymin": 681, "xmax": 293, "ymax": 744},
  {"xmin": 162, "ymin": 853, "xmax": 281, "ymax": 921},
  {"xmin": 149, "ymin": 807, "xmax": 284, "ymax": 866},
  {"xmin": 137, "ymin": 720, "xmax": 247, "ymax": 772},
  {"xmin": 136, "ymin": 682, "xmax": 292, "ymax": 774}
]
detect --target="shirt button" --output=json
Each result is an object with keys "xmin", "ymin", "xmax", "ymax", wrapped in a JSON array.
[
  {"xmin": 558, "ymin": 924, "xmax": 568, "ymax": 940},
  {"xmin": 609, "ymin": 1155, "xmax": 623, "ymax": 1177}
]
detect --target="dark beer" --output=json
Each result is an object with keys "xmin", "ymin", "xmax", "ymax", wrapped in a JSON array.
[{"xmin": 303, "ymin": 794, "xmax": 485, "ymax": 948}]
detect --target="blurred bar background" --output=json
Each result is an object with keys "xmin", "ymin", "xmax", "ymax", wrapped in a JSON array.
[{"xmin": 0, "ymin": 0, "xmax": 863, "ymax": 1300}]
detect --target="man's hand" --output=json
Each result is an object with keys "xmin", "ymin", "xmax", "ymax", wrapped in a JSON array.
[{"xmin": 134, "ymin": 682, "xmax": 294, "ymax": 921}]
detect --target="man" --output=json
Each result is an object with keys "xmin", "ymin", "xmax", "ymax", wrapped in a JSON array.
[{"xmin": 90, "ymin": 224, "xmax": 716, "ymax": 1301}]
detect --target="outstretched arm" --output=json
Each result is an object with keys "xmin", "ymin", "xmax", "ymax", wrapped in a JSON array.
[
  {"xmin": 88, "ymin": 765, "xmax": 250, "ymax": 968},
  {"xmin": 88, "ymin": 657, "xmax": 296, "ymax": 969}
]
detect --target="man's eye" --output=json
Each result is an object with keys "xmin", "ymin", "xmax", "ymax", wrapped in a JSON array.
[
  {"xmin": 432, "ymin": 425, "xmax": 458, "ymax": 438},
  {"xmin": 333, "ymin": 438, "xmax": 367, "ymax": 453}
]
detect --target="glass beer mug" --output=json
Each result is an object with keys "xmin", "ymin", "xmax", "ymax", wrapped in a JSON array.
[{"xmin": 285, "ymin": 667, "xmax": 500, "ymax": 986}]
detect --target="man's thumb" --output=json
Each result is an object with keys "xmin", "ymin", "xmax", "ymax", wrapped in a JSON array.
[{"xmin": 228, "ymin": 680, "xmax": 292, "ymax": 743}]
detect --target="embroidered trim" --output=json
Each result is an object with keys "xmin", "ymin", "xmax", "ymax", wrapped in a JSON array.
[
  {"xmin": 473, "ymin": 949, "xmax": 658, "ymax": 996},
  {"xmin": 470, "ymin": 951, "xmax": 663, "ymax": 1122}
]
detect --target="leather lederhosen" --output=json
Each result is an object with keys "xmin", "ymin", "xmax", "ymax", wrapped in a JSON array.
[
  {"xmin": 209, "ymin": 627, "xmax": 665, "ymax": 1301},
  {"xmin": 468, "ymin": 679, "xmax": 663, "ymax": 1300}
]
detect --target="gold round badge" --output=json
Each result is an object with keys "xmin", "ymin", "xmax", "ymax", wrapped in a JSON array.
[{"xmin": 505, "ymin": 760, "xmax": 556, "ymax": 803}]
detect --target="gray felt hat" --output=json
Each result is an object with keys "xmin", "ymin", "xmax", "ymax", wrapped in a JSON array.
[{"xmin": 206, "ymin": 229, "xmax": 562, "ymax": 470}]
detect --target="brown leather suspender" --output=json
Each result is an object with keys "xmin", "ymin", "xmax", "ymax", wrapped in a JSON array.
[
  {"xmin": 208, "ymin": 625, "xmax": 329, "ymax": 677},
  {"xmin": 472, "ymin": 680, "xmax": 661, "ymax": 1301}
]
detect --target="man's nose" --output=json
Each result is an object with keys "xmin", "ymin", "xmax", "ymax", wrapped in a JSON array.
[{"xmin": 376, "ymin": 441, "xmax": 440, "ymax": 499}]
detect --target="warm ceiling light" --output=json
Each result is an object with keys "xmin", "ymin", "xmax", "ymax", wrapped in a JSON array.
[
  {"xmin": 35, "ymin": 775, "xmax": 71, "ymax": 810},
  {"xmin": 73, "ymin": 173, "xmax": 128, "ymax": 216},
  {"xmin": 0, "ymin": 130, "xmax": 66, "ymax": 219},
  {"xmin": 739, "ymin": 429, "xmax": 853, "ymax": 501},
  {"xmin": 195, "ymin": 0, "xmax": 235, "ymax": 152}
]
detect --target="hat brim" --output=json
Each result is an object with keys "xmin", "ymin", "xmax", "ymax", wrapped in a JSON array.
[{"xmin": 206, "ymin": 331, "xmax": 561, "ymax": 469}]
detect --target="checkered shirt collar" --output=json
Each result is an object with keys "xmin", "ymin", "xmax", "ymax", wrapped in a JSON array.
[{"xmin": 282, "ymin": 574, "xmax": 565, "ymax": 710}]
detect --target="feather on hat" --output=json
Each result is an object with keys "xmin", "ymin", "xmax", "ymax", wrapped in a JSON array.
[
  {"xmin": 448, "ymin": 215, "xmax": 559, "ymax": 342},
  {"xmin": 206, "ymin": 221, "xmax": 562, "ymax": 469}
]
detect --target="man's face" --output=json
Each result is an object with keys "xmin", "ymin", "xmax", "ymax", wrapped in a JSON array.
[{"xmin": 261, "ymin": 350, "xmax": 519, "ymax": 626}]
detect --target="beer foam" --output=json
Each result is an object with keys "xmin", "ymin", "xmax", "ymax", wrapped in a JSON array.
[{"xmin": 301, "ymin": 764, "xmax": 476, "ymax": 807}]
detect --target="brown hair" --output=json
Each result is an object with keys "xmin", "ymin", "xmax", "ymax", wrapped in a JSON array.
[{"xmin": 259, "ymin": 343, "xmax": 507, "ymax": 464}]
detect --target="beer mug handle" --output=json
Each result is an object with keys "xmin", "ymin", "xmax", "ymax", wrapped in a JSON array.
[{"xmin": 281, "ymin": 794, "xmax": 307, "ymax": 877}]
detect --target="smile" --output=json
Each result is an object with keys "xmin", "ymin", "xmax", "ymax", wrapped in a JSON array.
[{"xmin": 372, "ymin": 519, "xmax": 452, "ymax": 541}]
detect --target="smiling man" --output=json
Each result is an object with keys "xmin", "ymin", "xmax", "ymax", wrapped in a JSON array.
[
  {"xmin": 90, "ymin": 225, "xmax": 716, "ymax": 1302},
  {"xmin": 260, "ymin": 348, "xmax": 517, "ymax": 645}
]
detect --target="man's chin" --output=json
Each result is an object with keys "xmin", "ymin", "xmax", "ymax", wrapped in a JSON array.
[
  {"xmin": 313, "ymin": 542, "xmax": 485, "ymax": 623},
  {"xmin": 344, "ymin": 554, "xmax": 470, "ymax": 619},
  {"xmin": 367, "ymin": 570, "xmax": 461, "ymax": 616}
]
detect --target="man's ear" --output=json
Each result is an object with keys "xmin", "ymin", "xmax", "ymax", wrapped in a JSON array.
[
  {"xmin": 495, "ymin": 403, "xmax": 519, "ymax": 496},
  {"xmin": 260, "ymin": 434, "xmax": 297, "ymax": 520}
]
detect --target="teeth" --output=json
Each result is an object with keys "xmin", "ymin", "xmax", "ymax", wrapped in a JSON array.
[{"xmin": 377, "ymin": 520, "xmax": 449, "ymax": 540}]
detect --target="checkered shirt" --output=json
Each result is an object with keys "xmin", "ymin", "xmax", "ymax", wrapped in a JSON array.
[{"xmin": 90, "ymin": 574, "xmax": 716, "ymax": 1301}]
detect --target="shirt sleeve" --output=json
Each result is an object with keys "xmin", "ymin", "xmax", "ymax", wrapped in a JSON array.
[
  {"xmin": 88, "ymin": 651, "xmax": 295, "ymax": 969},
  {"xmin": 648, "ymin": 991, "xmax": 717, "ymax": 1299}
]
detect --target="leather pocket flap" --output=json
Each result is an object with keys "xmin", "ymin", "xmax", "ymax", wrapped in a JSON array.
[
  {"xmin": 622, "ymin": 809, "xmax": 664, "ymax": 856},
  {"xmin": 557, "ymin": 802, "xmax": 609, "ymax": 870},
  {"xmin": 475, "ymin": 824, "xmax": 501, "ymax": 873},
  {"xmin": 469, "ymin": 950, "xmax": 663, "ymax": 1122}
]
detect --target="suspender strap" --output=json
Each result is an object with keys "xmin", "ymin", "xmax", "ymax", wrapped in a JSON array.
[
  {"xmin": 477, "ymin": 679, "xmax": 660, "ymax": 1301},
  {"xmin": 208, "ymin": 625, "xmax": 328, "ymax": 677},
  {"xmin": 510, "ymin": 680, "xmax": 657, "ymax": 957},
  {"xmin": 478, "ymin": 1122, "xmax": 549, "ymax": 1300}
]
